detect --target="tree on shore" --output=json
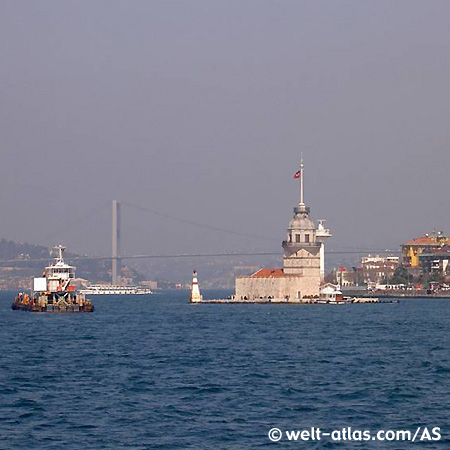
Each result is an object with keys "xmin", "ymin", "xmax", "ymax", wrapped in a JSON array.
[{"xmin": 389, "ymin": 266, "xmax": 409, "ymax": 285}]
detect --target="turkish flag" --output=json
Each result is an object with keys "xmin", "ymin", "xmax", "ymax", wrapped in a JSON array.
[{"xmin": 293, "ymin": 171, "xmax": 301, "ymax": 179}]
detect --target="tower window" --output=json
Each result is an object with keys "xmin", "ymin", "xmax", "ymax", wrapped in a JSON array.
[
  {"xmin": 305, "ymin": 234, "xmax": 310, "ymax": 243},
  {"xmin": 295, "ymin": 234, "xmax": 301, "ymax": 243}
]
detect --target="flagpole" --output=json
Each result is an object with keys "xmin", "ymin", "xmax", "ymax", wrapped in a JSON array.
[{"xmin": 300, "ymin": 157, "xmax": 304, "ymax": 206}]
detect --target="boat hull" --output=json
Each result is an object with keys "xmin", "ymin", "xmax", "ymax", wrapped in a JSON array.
[{"xmin": 12, "ymin": 301, "xmax": 94, "ymax": 313}]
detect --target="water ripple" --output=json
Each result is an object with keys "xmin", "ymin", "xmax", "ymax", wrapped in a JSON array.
[{"xmin": 0, "ymin": 291, "xmax": 449, "ymax": 449}]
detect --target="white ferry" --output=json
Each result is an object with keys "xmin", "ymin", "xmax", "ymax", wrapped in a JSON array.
[{"xmin": 79, "ymin": 285, "xmax": 153, "ymax": 295}]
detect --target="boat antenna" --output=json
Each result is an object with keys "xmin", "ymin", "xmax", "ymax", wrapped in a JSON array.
[{"xmin": 53, "ymin": 244, "xmax": 66, "ymax": 263}]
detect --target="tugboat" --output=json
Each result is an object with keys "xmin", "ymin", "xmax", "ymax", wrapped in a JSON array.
[{"xmin": 12, "ymin": 245, "xmax": 94, "ymax": 313}]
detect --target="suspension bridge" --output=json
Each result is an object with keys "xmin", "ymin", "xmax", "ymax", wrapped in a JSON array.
[{"xmin": 0, "ymin": 200, "xmax": 400, "ymax": 283}]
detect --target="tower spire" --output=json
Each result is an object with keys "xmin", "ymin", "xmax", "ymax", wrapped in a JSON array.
[
  {"xmin": 299, "ymin": 156, "xmax": 304, "ymax": 206},
  {"xmin": 293, "ymin": 154, "xmax": 309, "ymax": 216}
]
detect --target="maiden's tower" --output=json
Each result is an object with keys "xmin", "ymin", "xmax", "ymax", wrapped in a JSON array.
[{"xmin": 234, "ymin": 160, "xmax": 331, "ymax": 302}]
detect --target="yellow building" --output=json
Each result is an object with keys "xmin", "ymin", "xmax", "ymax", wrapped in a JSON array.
[{"xmin": 402, "ymin": 232, "xmax": 447, "ymax": 267}]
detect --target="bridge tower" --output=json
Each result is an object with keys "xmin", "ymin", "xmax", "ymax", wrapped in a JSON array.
[{"xmin": 112, "ymin": 200, "xmax": 121, "ymax": 285}]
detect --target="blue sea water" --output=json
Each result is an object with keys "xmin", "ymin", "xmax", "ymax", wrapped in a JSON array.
[{"xmin": 0, "ymin": 290, "xmax": 449, "ymax": 449}]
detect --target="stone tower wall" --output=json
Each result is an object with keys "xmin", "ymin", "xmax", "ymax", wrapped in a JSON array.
[{"xmin": 235, "ymin": 274, "xmax": 320, "ymax": 301}]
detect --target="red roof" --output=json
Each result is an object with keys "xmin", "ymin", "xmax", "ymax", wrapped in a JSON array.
[
  {"xmin": 403, "ymin": 237, "xmax": 440, "ymax": 246},
  {"xmin": 251, "ymin": 268, "xmax": 285, "ymax": 278}
]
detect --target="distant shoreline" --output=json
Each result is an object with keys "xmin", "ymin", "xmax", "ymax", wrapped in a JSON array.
[{"xmin": 342, "ymin": 288, "xmax": 450, "ymax": 299}]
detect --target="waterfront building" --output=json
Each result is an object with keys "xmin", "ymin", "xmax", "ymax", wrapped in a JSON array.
[
  {"xmin": 361, "ymin": 255, "xmax": 399, "ymax": 284},
  {"xmin": 140, "ymin": 280, "xmax": 158, "ymax": 290},
  {"xmin": 402, "ymin": 232, "xmax": 447, "ymax": 267},
  {"xmin": 335, "ymin": 266, "xmax": 356, "ymax": 286},
  {"xmin": 419, "ymin": 245, "xmax": 450, "ymax": 276},
  {"xmin": 234, "ymin": 160, "xmax": 331, "ymax": 302}
]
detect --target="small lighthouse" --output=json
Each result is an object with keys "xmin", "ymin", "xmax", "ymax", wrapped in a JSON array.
[{"xmin": 190, "ymin": 270, "xmax": 203, "ymax": 303}]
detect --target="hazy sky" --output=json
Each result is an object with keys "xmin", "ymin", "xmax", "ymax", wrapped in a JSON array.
[{"xmin": 1, "ymin": 0, "xmax": 450, "ymax": 259}]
